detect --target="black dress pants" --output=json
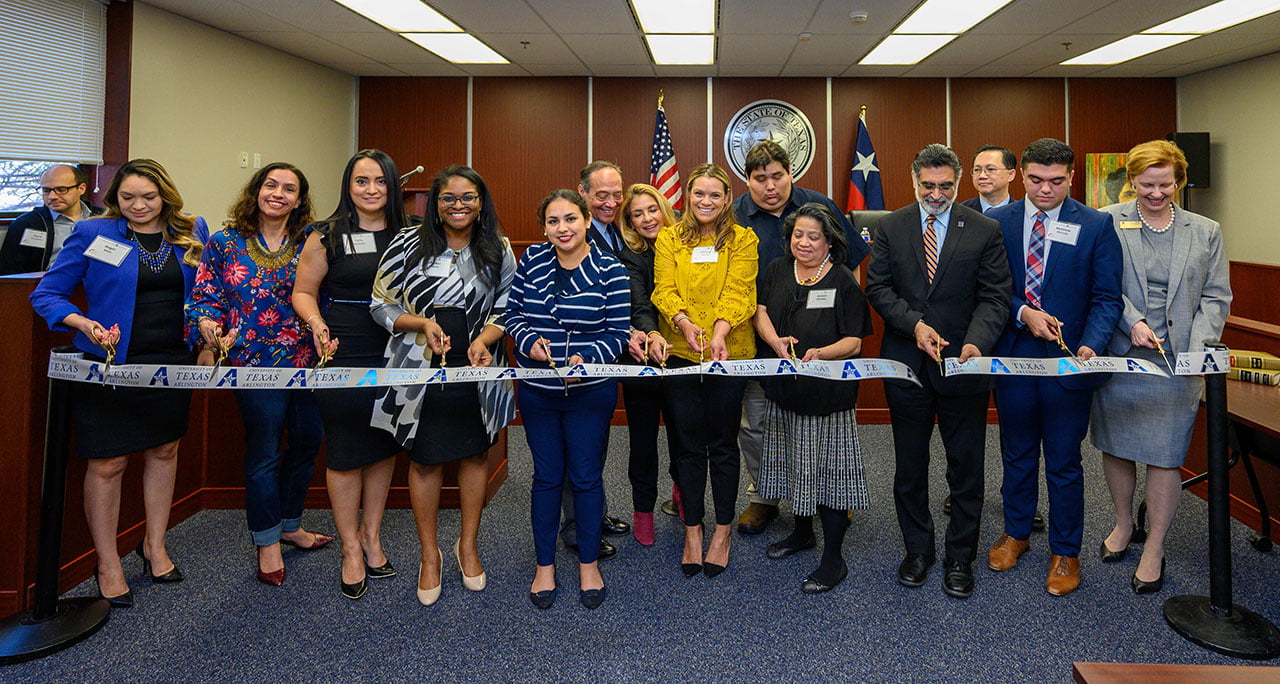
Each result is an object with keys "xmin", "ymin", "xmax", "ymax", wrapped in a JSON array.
[
  {"xmin": 622, "ymin": 376, "xmax": 675, "ymax": 512},
  {"xmin": 662, "ymin": 359, "xmax": 746, "ymax": 527}
]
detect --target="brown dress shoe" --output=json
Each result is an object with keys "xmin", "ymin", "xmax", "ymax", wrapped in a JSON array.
[
  {"xmin": 736, "ymin": 503, "xmax": 779, "ymax": 535},
  {"xmin": 987, "ymin": 533, "xmax": 1030, "ymax": 571},
  {"xmin": 1046, "ymin": 554, "xmax": 1081, "ymax": 596}
]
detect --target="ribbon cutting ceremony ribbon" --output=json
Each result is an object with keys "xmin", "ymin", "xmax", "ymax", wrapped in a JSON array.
[{"xmin": 943, "ymin": 351, "xmax": 1230, "ymax": 378}]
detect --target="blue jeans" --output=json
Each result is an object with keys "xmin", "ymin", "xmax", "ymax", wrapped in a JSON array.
[
  {"xmin": 519, "ymin": 381, "xmax": 615, "ymax": 565},
  {"xmin": 234, "ymin": 389, "xmax": 324, "ymax": 546}
]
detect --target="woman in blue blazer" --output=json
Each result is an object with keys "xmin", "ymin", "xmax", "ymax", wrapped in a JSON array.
[
  {"xmin": 506, "ymin": 189, "xmax": 630, "ymax": 609},
  {"xmin": 30, "ymin": 158, "xmax": 209, "ymax": 607}
]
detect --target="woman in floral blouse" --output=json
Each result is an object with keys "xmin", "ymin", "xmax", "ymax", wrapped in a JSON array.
[{"xmin": 186, "ymin": 162, "xmax": 333, "ymax": 586}]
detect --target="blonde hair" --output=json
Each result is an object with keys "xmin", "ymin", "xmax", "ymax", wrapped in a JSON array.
[
  {"xmin": 1125, "ymin": 140, "xmax": 1187, "ymax": 187},
  {"xmin": 619, "ymin": 183, "xmax": 676, "ymax": 253},
  {"xmin": 102, "ymin": 158, "xmax": 203, "ymax": 267},
  {"xmin": 675, "ymin": 164, "xmax": 737, "ymax": 251}
]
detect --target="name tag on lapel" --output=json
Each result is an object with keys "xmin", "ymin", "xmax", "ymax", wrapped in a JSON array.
[
  {"xmin": 84, "ymin": 235, "xmax": 131, "ymax": 266},
  {"xmin": 344, "ymin": 232, "xmax": 377, "ymax": 254},
  {"xmin": 424, "ymin": 255, "xmax": 453, "ymax": 278},
  {"xmin": 20, "ymin": 229, "xmax": 47, "ymax": 248},
  {"xmin": 691, "ymin": 246, "xmax": 718, "ymax": 263},
  {"xmin": 1118, "ymin": 220, "xmax": 1141, "ymax": 230},
  {"xmin": 806, "ymin": 289, "xmax": 836, "ymax": 309},
  {"xmin": 1048, "ymin": 221, "xmax": 1080, "ymax": 246}
]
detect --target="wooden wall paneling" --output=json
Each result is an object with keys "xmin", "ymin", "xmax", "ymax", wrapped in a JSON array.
[
  {"xmin": 1227, "ymin": 261, "xmax": 1280, "ymax": 324},
  {"xmin": 1067, "ymin": 78, "xmax": 1178, "ymax": 205},
  {"xmin": 358, "ymin": 77, "xmax": 470, "ymax": 185},
  {"xmin": 949, "ymin": 78, "xmax": 1066, "ymax": 206},
  {"xmin": 591, "ymin": 78, "xmax": 707, "ymax": 195},
  {"xmin": 472, "ymin": 77, "xmax": 589, "ymax": 245},
  {"xmin": 711, "ymin": 78, "xmax": 830, "ymax": 199}
]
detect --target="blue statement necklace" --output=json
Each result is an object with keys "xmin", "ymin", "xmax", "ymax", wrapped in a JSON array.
[{"xmin": 128, "ymin": 228, "xmax": 172, "ymax": 273}]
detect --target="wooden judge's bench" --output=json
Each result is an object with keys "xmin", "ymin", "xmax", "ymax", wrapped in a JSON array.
[{"xmin": 0, "ymin": 274, "xmax": 507, "ymax": 619}]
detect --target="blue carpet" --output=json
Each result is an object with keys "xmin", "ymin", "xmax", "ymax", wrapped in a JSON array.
[{"xmin": 7, "ymin": 425, "xmax": 1280, "ymax": 682}]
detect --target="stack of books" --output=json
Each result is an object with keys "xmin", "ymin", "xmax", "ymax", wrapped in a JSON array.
[{"xmin": 1228, "ymin": 349, "xmax": 1280, "ymax": 385}]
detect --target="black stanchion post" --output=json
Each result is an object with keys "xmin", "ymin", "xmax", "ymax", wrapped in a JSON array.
[
  {"xmin": 0, "ymin": 367, "xmax": 110, "ymax": 664},
  {"xmin": 1164, "ymin": 344, "xmax": 1280, "ymax": 660}
]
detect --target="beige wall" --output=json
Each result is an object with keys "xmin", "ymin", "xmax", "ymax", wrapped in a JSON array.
[
  {"xmin": 129, "ymin": 3, "xmax": 355, "ymax": 226},
  {"xmin": 1178, "ymin": 51, "xmax": 1280, "ymax": 266}
]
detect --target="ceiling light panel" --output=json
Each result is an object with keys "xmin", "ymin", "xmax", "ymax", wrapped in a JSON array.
[
  {"xmin": 631, "ymin": 0, "xmax": 716, "ymax": 34},
  {"xmin": 859, "ymin": 34, "xmax": 957, "ymax": 65},
  {"xmin": 645, "ymin": 34, "xmax": 716, "ymax": 64},
  {"xmin": 1144, "ymin": 0, "xmax": 1280, "ymax": 34},
  {"xmin": 333, "ymin": 0, "xmax": 461, "ymax": 32},
  {"xmin": 1061, "ymin": 34, "xmax": 1197, "ymax": 65},
  {"xmin": 402, "ymin": 33, "xmax": 510, "ymax": 64},
  {"xmin": 895, "ymin": 0, "xmax": 1015, "ymax": 34}
]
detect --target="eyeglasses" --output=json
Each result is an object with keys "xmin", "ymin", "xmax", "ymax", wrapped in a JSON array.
[
  {"xmin": 438, "ymin": 193, "xmax": 479, "ymax": 205},
  {"xmin": 40, "ymin": 185, "xmax": 80, "ymax": 195},
  {"xmin": 972, "ymin": 166, "xmax": 1011, "ymax": 176},
  {"xmin": 917, "ymin": 181, "xmax": 955, "ymax": 192}
]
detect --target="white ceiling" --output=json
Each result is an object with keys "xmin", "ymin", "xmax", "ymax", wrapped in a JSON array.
[{"xmin": 143, "ymin": 0, "xmax": 1280, "ymax": 78}]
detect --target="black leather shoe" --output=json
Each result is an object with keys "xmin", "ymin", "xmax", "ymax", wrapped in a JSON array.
[
  {"xmin": 1031, "ymin": 511, "xmax": 1047, "ymax": 532},
  {"xmin": 1136, "ymin": 563, "xmax": 1167, "ymax": 594},
  {"xmin": 136, "ymin": 540, "xmax": 184, "ymax": 583},
  {"xmin": 703, "ymin": 562, "xmax": 726, "ymax": 578},
  {"xmin": 766, "ymin": 536, "xmax": 816, "ymax": 560},
  {"xmin": 341, "ymin": 575, "xmax": 368, "ymax": 599},
  {"xmin": 94, "ymin": 567, "xmax": 134, "ymax": 608},
  {"xmin": 579, "ymin": 586, "xmax": 607, "ymax": 609},
  {"xmin": 365, "ymin": 558, "xmax": 397, "ymax": 579},
  {"xmin": 801, "ymin": 561, "xmax": 848, "ymax": 594},
  {"xmin": 897, "ymin": 553, "xmax": 935, "ymax": 588},
  {"xmin": 942, "ymin": 558, "xmax": 974, "ymax": 599},
  {"xmin": 681, "ymin": 562, "xmax": 702, "ymax": 578},
  {"xmin": 529, "ymin": 587, "xmax": 557, "ymax": 609},
  {"xmin": 601, "ymin": 515, "xmax": 630, "ymax": 536},
  {"xmin": 1099, "ymin": 540, "xmax": 1128, "ymax": 563},
  {"xmin": 565, "ymin": 539, "xmax": 617, "ymax": 561}
]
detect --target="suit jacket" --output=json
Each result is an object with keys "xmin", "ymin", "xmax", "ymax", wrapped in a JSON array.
[
  {"xmin": 29, "ymin": 216, "xmax": 210, "ymax": 364},
  {"xmin": 865, "ymin": 203, "xmax": 1011, "ymax": 395},
  {"xmin": 960, "ymin": 197, "xmax": 984, "ymax": 212},
  {"xmin": 0, "ymin": 204, "xmax": 104, "ymax": 274},
  {"xmin": 1099, "ymin": 201, "xmax": 1231, "ymax": 356},
  {"xmin": 988, "ymin": 197, "xmax": 1122, "ymax": 390},
  {"xmin": 617, "ymin": 245, "xmax": 658, "ymax": 333},
  {"xmin": 588, "ymin": 220, "xmax": 623, "ymax": 258}
]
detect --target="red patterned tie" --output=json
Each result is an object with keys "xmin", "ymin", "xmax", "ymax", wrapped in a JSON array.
[
  {"xmin": 1025, "ymin": 211, "xmax": 1047, "ymax": 309},
  {"xmin": 924, "ymin": 215, "xmax": 938, "ymax": 283}
]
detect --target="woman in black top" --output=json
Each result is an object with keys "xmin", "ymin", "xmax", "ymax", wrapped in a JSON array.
[
  {"xmin": 754, "ymin": 203, "xmax": 872, "ymax": 594},
  {"xmin": 293, "ymin": 150, "xmax": 407, "ymax": 599}
]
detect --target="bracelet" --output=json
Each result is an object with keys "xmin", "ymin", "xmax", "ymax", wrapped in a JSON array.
[
  {"xmin": 305, "ymin": 315, "xmax": 323, "ymax": 327},
  {"xmin": 673, "ymin": 313, "xmax": 690, "ymax": 326},
  {"xmin": 647, "ymin": 330, "xmax": 663, "ymax": 337}
]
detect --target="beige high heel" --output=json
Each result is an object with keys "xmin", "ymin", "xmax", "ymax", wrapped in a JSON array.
[
  {"xmin": 416, "ymin": 547, "xmax": 443, "ymax": 606},
  {"xmin": 454, "ymin": 539, "xmax": 487, "ymax": 591}
]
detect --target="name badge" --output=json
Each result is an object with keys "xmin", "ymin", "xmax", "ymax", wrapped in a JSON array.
[
  {"xmin": 806, "ymin": 288, "xmax": 836, "ymax": 309},
  {"xmin": 691, "ymin": 246, "xmax": 718, "ymax": 263},
  {"xmin": 1047, "ymin": 221, "xmax": 1080, "ymax": 246},
  {"xmin": 344, "ymin": 232, "xmax": 377, "ymax": 255},
  {"xmin": 1118, "ymin": 220, "xmax": 1142, "ymax": 230},
  {"xmin": 19, "ymin": 229, "xmax": 47, "ymax": 248},
  {"xmin": 83, "ymin": 235, "xmax": 131, "ymax": 266},
  {"xmin": 424, "ymin": 256, "xmax": 453, "ymax": 278}
]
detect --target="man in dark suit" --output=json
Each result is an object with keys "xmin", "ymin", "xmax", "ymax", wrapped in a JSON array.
[
  {"xmin": 985, "ymin": 138, "xmax": 1122, "ymax": 596},
  {"xmin": 866, "ymin": 144, "xmax": 1011, "ymax": 599},
  {"xmin": 961, "ymin": 145, "xmax": 1017, "ymax": 214},
  {"xmin": 0, "ymin": 164, "xmax": 99, "ymax": 275}
]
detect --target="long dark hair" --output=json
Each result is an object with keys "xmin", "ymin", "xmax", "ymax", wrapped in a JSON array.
[
  {"xmin": 321, "ymin": 149, "xmax": 407, "ymax": 255},
  {"xmin": 412, "ymin": 165, "xmax": 506, "ymax": 287},
  {"xmin": 224, "ymin": 162, "xmax": 313, "ymax": 243}
]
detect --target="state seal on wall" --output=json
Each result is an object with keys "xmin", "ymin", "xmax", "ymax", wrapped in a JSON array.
[{"xmin": 723, "ymin": 99, "xmax": 815, "ymax": 182}]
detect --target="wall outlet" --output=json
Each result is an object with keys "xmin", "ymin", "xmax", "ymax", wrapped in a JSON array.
[
  {"xmin": 239, "ymin": 152, "xmax": 248, "ymax": 168},
  {"xmin": 252, "ymin": 153, "xmax": 261, "ymax": 169}
]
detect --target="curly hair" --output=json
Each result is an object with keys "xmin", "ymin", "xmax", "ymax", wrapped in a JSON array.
[{"xmin": 223, "ymin": 162, "xmax": 314, "ymax": 243}]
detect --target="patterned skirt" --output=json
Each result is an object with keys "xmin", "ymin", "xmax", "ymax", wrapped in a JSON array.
[{"xmin": 759, "ymin": 402, "xmax": 869, "ymax": 516}]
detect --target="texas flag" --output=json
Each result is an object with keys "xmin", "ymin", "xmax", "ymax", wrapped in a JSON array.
[{"xmin": 846, "ymin": 108, "xmax": 884, "ymax": 211}]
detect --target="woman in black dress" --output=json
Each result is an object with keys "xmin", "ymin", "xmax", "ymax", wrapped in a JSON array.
[
  {"xmin": 293, "ymin": 149, "xmax": 407, "ymax": 599},
  {"xmin": 370, "ymin": 166, "xmax": 516, "ymax": 606}
]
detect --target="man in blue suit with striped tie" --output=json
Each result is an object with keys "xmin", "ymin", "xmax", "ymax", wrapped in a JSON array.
[{"xmin": 985, "ymin": 138, "xmax": 1122, "ymax": 596}]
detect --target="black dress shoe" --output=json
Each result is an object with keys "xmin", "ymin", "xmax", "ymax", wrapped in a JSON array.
[
  {"xmin": 1031, "ymin": 511, "xmax": 1047, "ymax": 532},
  {"xmin": 136, "ymin": 540, "xmax": 184, "ymax": 583},
  {"xmin": 365, "ymin": 558, "xmax": 397, "ymax": 579},
  {"xmin": 579, "ymin": 586, "xmax": 607, "ymax": 609},
  {"xmin": 801, "ymin": 561, "xmax": 848, "ymax": 594},
  {"xmin": 601, "ymin": 515, "xmax": 630, "ymax": 536},
  {"xmin": 565, "ymin": 539, "xmax": 617, "ymax": 561},
  {"xmin": 94, "ymin": 567, "xmax": 134, "ymax": 608},
  {"xmin": 341, "ymin": 575, "xmax": 368, "ymax": 599},
  {"xmin": 529, "ymin": 587, "xmax": 557, "ymax": 609},
  {"xmin": 766, "ymin": 535, "xmax": 817, "ymax": 560},
  {"xmin": 1099, "ymin": 540, "xmax": 1128, "ymax": 563},
  {"xmin": 1132, "ymin": 557, "xmax": 1166, "ymax": 594},
  {"xmin": 703, "ymin": 562, "xmax": 726, "ymax": 578},
  {"xmin": 681, "ymin": 562, "xmax": 702, "ymax": 578},
  {"xmin": 942, "ymin": 558, "xmax": 974, "ymax": 599},
  {"xmin": 897, "ymin": 553, "xmax": 935, "ymax": 588}
]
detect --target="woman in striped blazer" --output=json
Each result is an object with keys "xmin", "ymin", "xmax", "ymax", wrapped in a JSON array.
[{"xmin": 506, "ymin": 189, "xmax": 630, "ymax": 609}]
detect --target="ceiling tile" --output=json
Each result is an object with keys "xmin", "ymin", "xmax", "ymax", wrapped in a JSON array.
[
  {"xmin": 523, "ymin": 63, "xmax": 594, "ymax": 76},
  {"xmin": 806, "ymin": 0, "xmax": 917, "ymax": 35},
  {"xmin": 313, "ymin": 32, "xmax": 444, "ymax": 63},
  {"xmin": 718, "ymin": 34, "xmax": 798, "ymax": 66},
  {"xmin": 478, "ymin": 33, "xmax": 580, "ymax": 65},
  {"xmin": 720, "ymin": 0, "xmax": 820, "ymax": 33},
  {"xmin": 429, "ymin": 0, "xmax": 552, "ymax": 32},
  {"xmin": 385, "ymin": 62, "xmax": 468, "ymax": 76},
  {"xmin": 564, "ymin": 34, "xmax": 653, "ymax": 66},
  {"xmin": 233, "ymin": 31, "xmax": 369, "ymax": 65},
  {"xmin": 524, "ymin": 0, "xmax": 637, "ymax": 32},
  {"xmin": 330, "ymin": 62, "xmax": 407, "ymax": 76},
  {"xmin": 146, "ymin": 0, "xmax": 295, "ymax": 32}
]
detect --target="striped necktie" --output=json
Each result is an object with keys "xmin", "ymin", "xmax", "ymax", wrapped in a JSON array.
[
  {"xmin": 924, "ymin": 215, "xmax": 938, "ymax": 283},
  {"xmin": 1025, "ymin": 211, "xmax": 1047, "ymax": 309}
]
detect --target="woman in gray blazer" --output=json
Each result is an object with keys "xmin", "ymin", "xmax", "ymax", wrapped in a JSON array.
[{"xmin": 1091, "ymin": 140, "xmax": 1232, "ymax": 594}]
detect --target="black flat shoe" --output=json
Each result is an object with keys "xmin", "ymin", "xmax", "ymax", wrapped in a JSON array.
[
  {"xmin": 579, "ymin": 586, "xmax": 607, "ymax": 609},
  {"xmin": 341, "ymin": 575, "xmax": 368, "ymax": 600},
  {"xmin": 1099, "ymin": 540, "xmax": 1128, "ymax": 563},
  {"xmin": 136, "ymin": 540, "xmax": 184, "ymax": 583},
  {"xmin": 94, "ymin": 567, "xmax": 133, "ymax": 608},
  {"xmin": 801, "ymin": 561, "xmax": 849, "ymax": 594},
  {"xmin": 766, "ymin": 536, "xmax": 817, "ymax": 560},
  {"xmin": 529, "ymin": 588, "xmax": 557, "ymax": 609},
  {"xmin": 1132, "ymin": 558, "xmax": 1166, "ymax": 594},
  {"xmin": 681, "ymin": 562, "xmax": 702, "ymax": 578}
]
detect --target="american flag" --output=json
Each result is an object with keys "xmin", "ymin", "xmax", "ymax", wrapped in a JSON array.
[{"xmin": 650, "ymin": 99, "xmax": 683, "ymax": 210}]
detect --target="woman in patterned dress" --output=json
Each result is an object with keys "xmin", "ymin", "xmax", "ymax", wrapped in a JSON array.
[
  {"xmin": 369, "ymin": 165, "xmax": 516, "ymax": 606},
  {"xmin": 187, "ymin": 162, "xmax": 332, "ymax": 586}
]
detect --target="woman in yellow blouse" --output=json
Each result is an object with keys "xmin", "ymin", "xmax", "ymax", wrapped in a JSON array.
[{"xmin": 652, "ymin": 163, "xmax": 758, "ymax": 578}]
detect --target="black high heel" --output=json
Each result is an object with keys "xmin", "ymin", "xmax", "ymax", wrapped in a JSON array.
[
  {"xmin": 1131, "ymin": 557, "xmax": 1166, "ymax": 594},
  {"xmin": 94, "ymin": 567, "xmax": 134, "ymax": 608},
  {"xmin": 681, "ymin": 562, "xmax": 702, "ymax": 578},
  {"xmin": 136, "ymin": 539, "xmax": 184, "ymax": 583}
]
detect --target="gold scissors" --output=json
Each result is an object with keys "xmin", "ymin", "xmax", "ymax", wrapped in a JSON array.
[
  {"xmin": 1052, "ymin": 317, "xmax": 1081, "ymax": 364},
  {"xmin": 1153, "ymin": 338, "xmax": 1175, "ymax": 375}
]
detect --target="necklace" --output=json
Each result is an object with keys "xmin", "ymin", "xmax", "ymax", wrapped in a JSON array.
[
  {"xmin": 246, "ymin": 232, "xmax": 296, "ymax": 270},
  {"xmin": 1138, "ymin": 203, "xmax": 1175, "ymax": 234},
  {"xmin": 128, "ymin": 228, "xmax": 172, "ymax": 273},
  {"xmin": 794, "ymin": 254, "xmax": 830, "ymax": 286}
]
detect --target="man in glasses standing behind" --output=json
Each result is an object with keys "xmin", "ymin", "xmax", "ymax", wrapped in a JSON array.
[
  {"xmin": 962, "ymin": 145, "xmax": 1018, "ymax": 214},
  {"xmin": 0, "ymin": 164, "xmax": 99, "ymax": 274}
]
